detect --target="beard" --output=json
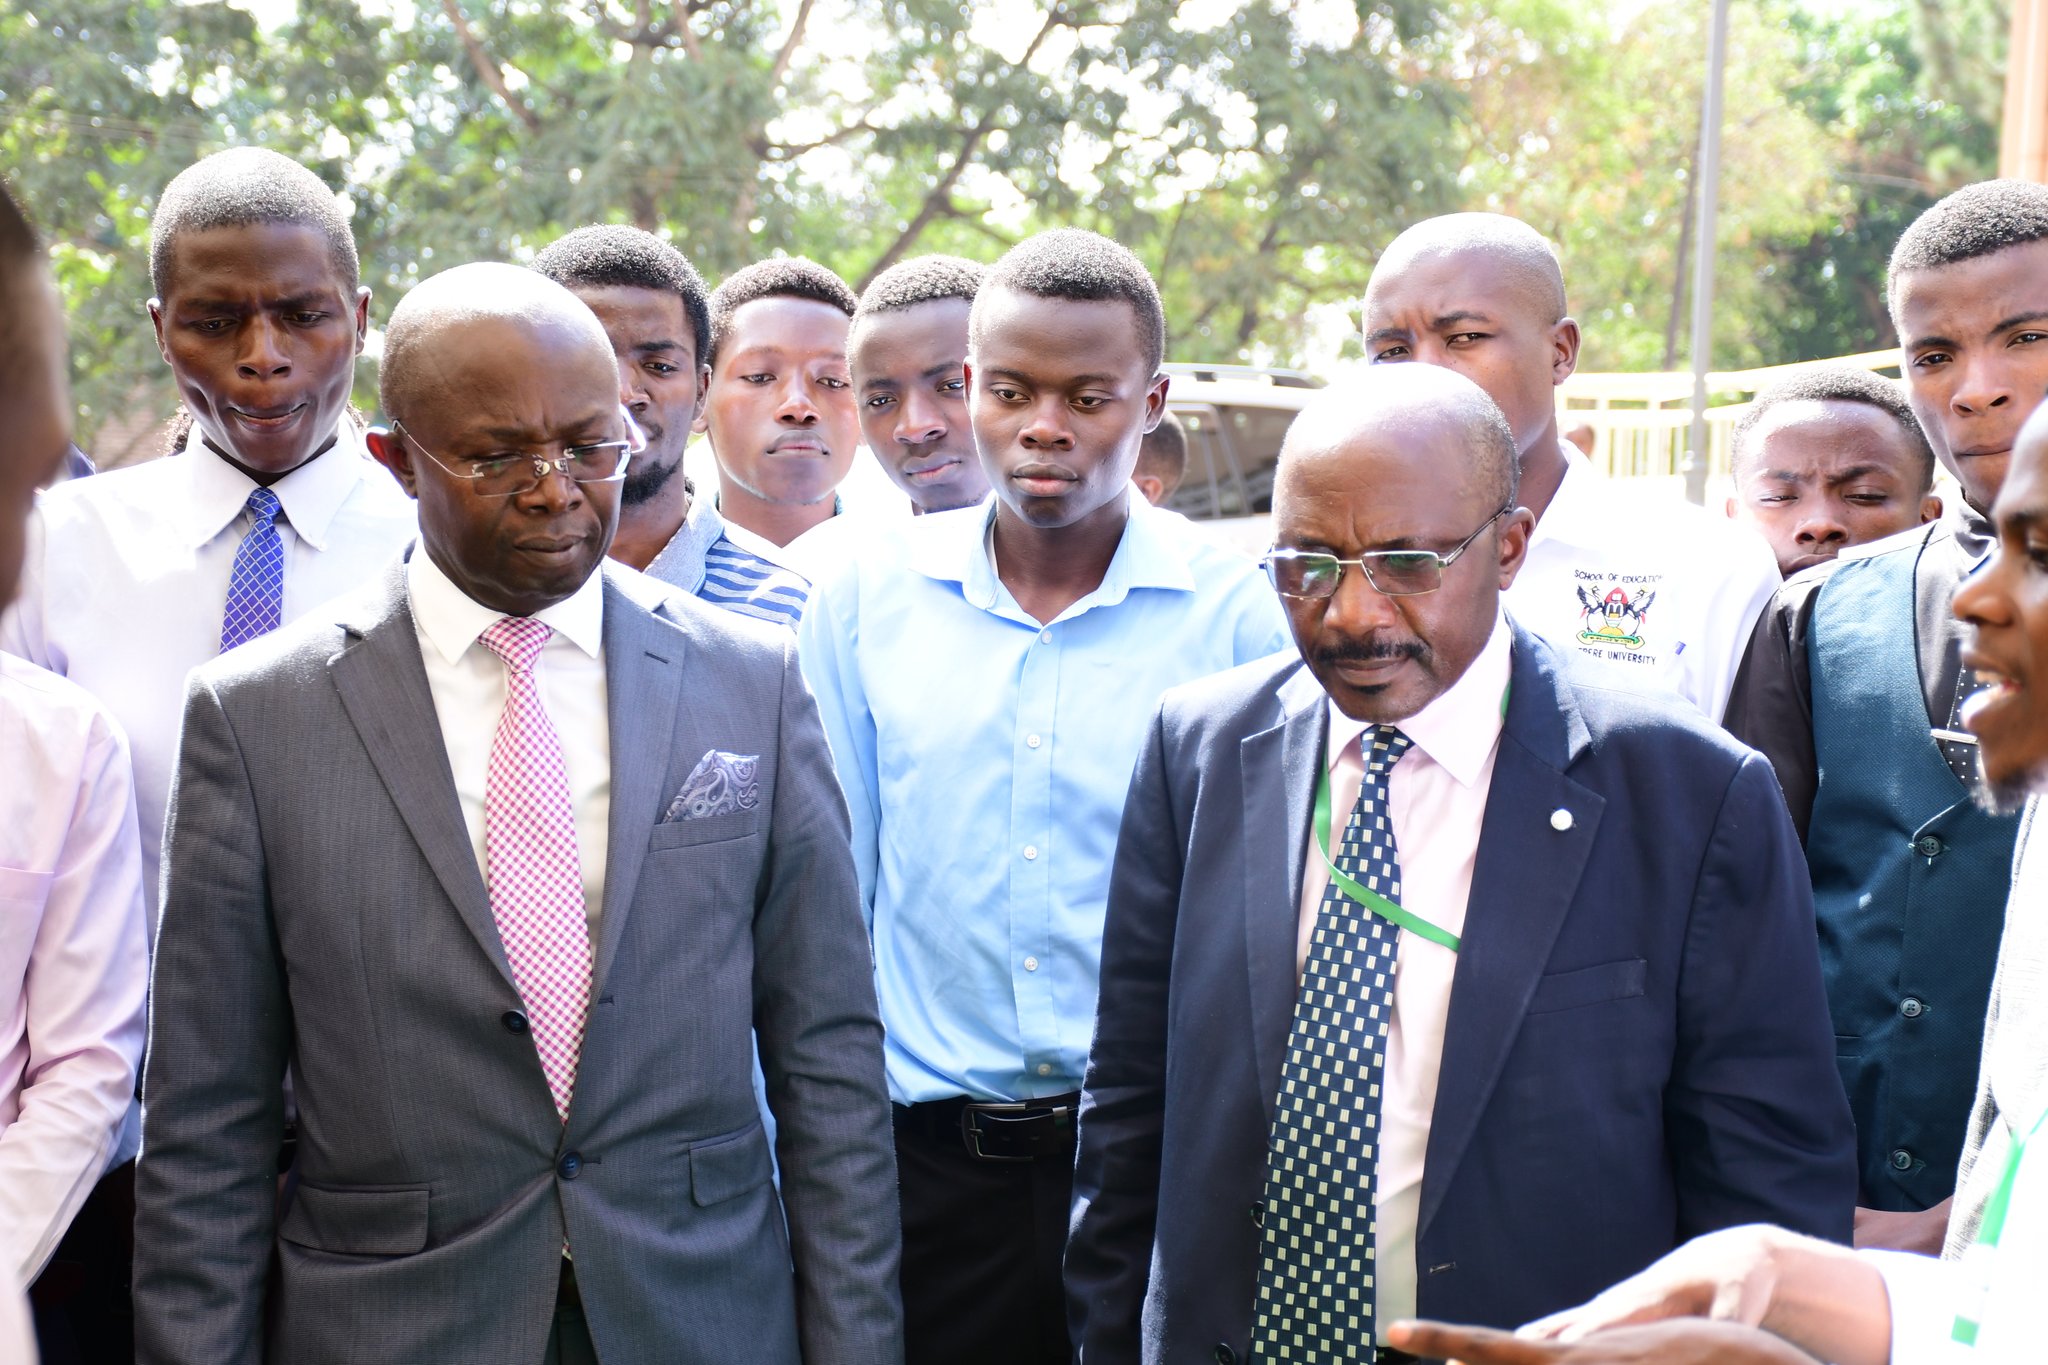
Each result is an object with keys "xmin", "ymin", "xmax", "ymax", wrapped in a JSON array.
[
  {"xmin": 620, "ymin": 451, "xmax": 682, "ymax": 507},
  {"xmin": 1974, "ymin": 765, "xmax": 2037, "ymax": 816}
]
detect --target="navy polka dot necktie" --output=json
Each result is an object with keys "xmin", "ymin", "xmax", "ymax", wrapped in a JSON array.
[{"xmin": 1252, "ymin": 725, "xmax": 1412, "ymax": 1363}]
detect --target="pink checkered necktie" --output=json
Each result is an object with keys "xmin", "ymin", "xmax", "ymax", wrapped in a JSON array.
[{"xmin": 479, "ymin": 617, "xmax": 593, "ymax": 1122}]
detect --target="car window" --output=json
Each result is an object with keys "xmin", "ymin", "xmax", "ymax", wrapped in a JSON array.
[
  {"xmin": 1227, "ymin": 405, "xmax": 1298, "ymax": 515},
  {"xmin": 1165, "ymin": 404, "xmax": 1248, "ymax": 519}
]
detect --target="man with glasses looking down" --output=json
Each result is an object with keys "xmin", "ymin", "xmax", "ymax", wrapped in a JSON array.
[
  {"xmin": 132, "ymin": 262, "xmax": 901, "ymax": 1365},
  {"xmin": 1066, "ymin": 365, "xmax": 1855, "ymax": 1365}
]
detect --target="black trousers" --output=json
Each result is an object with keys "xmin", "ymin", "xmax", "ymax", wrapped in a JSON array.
[
  {"xmin": 894, "ymin": 1099, "xmax": 1076, "ymax": 1365},
  {"xmin": 30, "ymin": 1160, "xmax": 135, "ymax": 1365}
]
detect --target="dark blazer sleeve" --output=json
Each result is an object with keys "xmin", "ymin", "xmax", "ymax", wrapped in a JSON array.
[
  {"xmin": 1665, "ymin": 750, "xmax": 1857, "ymax": 1244},
  {"xmin": 132, "ymin": 675, "xmax": 290, "ymax": 1365},
  {"xmin": 1068, "ymin": 705, "xmax": 1185, "ymax": 1363},
  {"xmin": 753, "ymin": 634, "xmax": 905, "ymax": 1365}
]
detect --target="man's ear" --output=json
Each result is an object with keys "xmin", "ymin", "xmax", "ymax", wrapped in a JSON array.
[
  {"xmin": 1921, "ymin": 492, "xmax": 1943, "ymax": 524},
  {"xmin": 148, "ymin": 299, "xmax": 172, "ymax": 365},
  {"xmin": 691, "ymin": 364, "xmax": 712, "ymax": 426},
  {"xmin": 1549, "ymin": 316, "xmax": 1582, "ymax": 386},
  {"xmin": 1724, "ymin": 494, "xmax": 1739, "ymax": 520},
  {"xmin": 1133, "ymin": 473, "xmax": 1166, "ymax": 506},
  {"xmin": 1496, "ymin": 506, "xmax": 1537, "ymax": 589},
  {"xmin": 364, "ymin": 427, "xmax": 420, "ymax": 498},
  {"xmin": 352, "ymin": 287, "xmax": 372, "ymax": 352},
  {"xmin": 1142, "ymin": 373, "xmax": 1170, "ymax": 433}
]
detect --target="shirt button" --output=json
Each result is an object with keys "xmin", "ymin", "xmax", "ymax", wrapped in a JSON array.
[
  {"xmin": 1037, "ymin": 1063, "xmax": 1053, "ymax": 1077},
  {"xmin": 1214, "ymin": 1345, "xmax": 1238, "ymax": 1365},
  {"xmin": 1039, "ymin": 629, "xmax": 1053, "ymax": 643},
  {"xmin": 558, "ymin": 1151, "xmax": 583, "ymax": 1180},
  {"xmin": 1913, "ymin": 834, "xmax": 1946, "ymax": 858},
  {"xmin": 1023, "ymin": 845, "xmax": 1039, "ymax": 860},
  {"xmin": 1248, "ymin": 1200, "xmax": 1264, "ymax": 1227},
  {"xmin": 1900, "ymin": 997, "xmax": 1926, "ymax": 1019},
  {"xmin": 1891, "ymin": 1148, "xmax": 1915, "ymax": 1172},
  {"xmin": 1024, "ymin": 956, "xmax": 1040, "ymax": 972},
  {"xmin": 1027, "ymin": 734, "xmax": 1042, "ymax": 749}
]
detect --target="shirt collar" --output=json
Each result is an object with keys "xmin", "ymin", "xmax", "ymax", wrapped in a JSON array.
[
  {"xmin": 908, "ymin": 495, "xmax": 1198, "ymax": 612},
  {"xmin": 1523, "ymin": 443, "xmax": 1596, "ymax": 554},
  {"xmin": 1325, "ymin": 611, "xmax": 1512, "ymax": 789},
  {"xmin": 406, "ymin": 543, "xmax": 606, "ymax": 667},
  {"xmin": 644, "ymin": 495, "xmax": 727, "ymax": 596},
  {"xmin": 185, "ymin": 421, "xmax": 376, "ymax": 552}
]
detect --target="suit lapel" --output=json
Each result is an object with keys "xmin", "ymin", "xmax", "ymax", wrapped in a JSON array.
[
  {"xmin": 329, "ymin": 558, "xmax": 516, "ymax": 989},
  {"xmin": 1417, "ymin": 630, "xmax": 1603, "ymax": 1240},
  {"xmin": 1241, "ymin": 664, "xmax": 1327, "ymax": 1122},
  {"xmin": 591, "ymin": 571, "xmax": 684, "ymax": 995}
]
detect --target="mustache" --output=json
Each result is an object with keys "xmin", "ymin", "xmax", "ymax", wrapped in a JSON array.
[{"xmin": 1314, "ymin": 637, "xmax": 1428, "ymax": 668}]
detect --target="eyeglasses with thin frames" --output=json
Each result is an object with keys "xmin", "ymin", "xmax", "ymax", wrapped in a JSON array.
[
  {"xmin": 1261, "ymin": 502, "xmax": 1515, "ymax": 599},
  {"xmin": 389, "ymin": 409, "xmax": 644, "ymax": 499}
]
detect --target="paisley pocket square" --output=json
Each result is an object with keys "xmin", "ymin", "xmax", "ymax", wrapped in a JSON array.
[{"xmin": 664, "ymin": 751, "xmax": 761, "ymax": 822}]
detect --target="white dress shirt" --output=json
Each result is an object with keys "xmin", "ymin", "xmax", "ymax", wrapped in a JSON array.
[
  {"xmin": 1295, "ymin": 613, "xmax": 1511, "ymax": 1337},
  {"xmin": 0, "ymin": 428, "xmax": 417, "ymax": 912},
  {"xmin": 1866, "ymin": 1104, "xmax": 2048, "ymax": 1362},
  {"xmin": 1504, "ymin": 446, "xmax": 1778, "ymax": 721},
  {"xmin": 406, "ymin": 549, "xmax": 611, "ymax": 934},
  {"xmin": 0, "ymin": 655, "xmax": 148, "ymax": 1285}
]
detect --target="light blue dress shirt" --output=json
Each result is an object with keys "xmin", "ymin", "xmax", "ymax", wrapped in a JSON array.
[{"xmin": 798, "ymin": 498, "xmax": 1291, "ymax": 1104}]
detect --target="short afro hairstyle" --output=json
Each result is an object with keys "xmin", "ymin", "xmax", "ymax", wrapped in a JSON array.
[
  {"xmin": 974, "ymin": 228, "xmax": 1166, "ymax": 374},
  {"xmin": 1732, "ymin": 366, "xmax": 1936, "ymax": 488},
  {"xmin": 706, "ymin": 256, "xmax": 856, "ymax": 368},
  {"xmin": 856, "ymin": 254, "xmax": 985, "ymax": 319},
  {"xmin": 533, "ymin": 224, "xmax": 712, "ymax": 366},
  {"xmin": 149, "ymin": 147, "xmax": 359, "ymax": 298},
  {"xmin": 1889, "ymin": 180, "xmax": 2048, "ymax": 314}
]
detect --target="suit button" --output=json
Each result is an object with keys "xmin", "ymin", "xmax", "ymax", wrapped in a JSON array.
[
  {"xmin": 1891, "ymin": 1148, "xmax": 1915, "ymax": 1172},
  {"xmin": 558, "ymin": 1151, "xmax": 583, "ymax": 1180},
  {"xmin": 1913, "ymin": 834, "xmax": 1946, "ymax": 858},
  {"xmin": 502, "ymin": 1010, "xmax": 529, "ymax": 1034},
  {"xmin": 1900, "ymin": 997, "xmax": 1926, "ymax": 1019},
  {"xmin": 1214, "ymin": 1345, "xmax": 1237, "ymax": 1365},
  {"xmin": 1249, "ymin": 1201, "xmax": 1264, "ymax": 1228}
]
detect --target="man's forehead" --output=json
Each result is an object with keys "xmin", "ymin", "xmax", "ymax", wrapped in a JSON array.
[
  {"xmin": 1895, "ymin": 241, "xmax": 2048, "ymax": 332},
  {"xmin": 1368, "ymin": 246, "xmax": 1549, "ymax": 319},
  {"xmin": 161, "ymin": 222, "xmax": 349, "ymax": 297}
]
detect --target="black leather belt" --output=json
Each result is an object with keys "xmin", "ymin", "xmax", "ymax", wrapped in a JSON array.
[{"xmin": 897, "ymin": 1092, "xmax": 1080, "ymax": 1162}]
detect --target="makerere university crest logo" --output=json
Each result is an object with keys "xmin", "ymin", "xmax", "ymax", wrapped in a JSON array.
[{"xmin": 1576, "ymin": 582, "xmax": 1656, "ymax": 650}]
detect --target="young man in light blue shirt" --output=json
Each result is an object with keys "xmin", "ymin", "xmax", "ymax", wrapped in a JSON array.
[{"xmin": 798, "ymin": 228, "xmax": 1289, "ymax": 1365}]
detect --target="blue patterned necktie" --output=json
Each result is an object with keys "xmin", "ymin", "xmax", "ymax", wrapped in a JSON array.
[
  {"xmin": 1253, "ymin": 724, "xmax": 1414, "ymax": 1363},
  {"xmin": 219, "ymin": 487, "xmax": 285, "ymax": 652}
]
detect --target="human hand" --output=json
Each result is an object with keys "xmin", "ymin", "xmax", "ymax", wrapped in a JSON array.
[
  {"xmin": 1385, "ymin": 1317, "xmax": 1821, "ymax": 1365},
  {"xmin": 1852, "ymin": 1198, "xmax": 1951, "ymax": 1254},
  {"xmin": 1513, "ymin": 1224, "xmax": 1788, "ymax": 1342}
]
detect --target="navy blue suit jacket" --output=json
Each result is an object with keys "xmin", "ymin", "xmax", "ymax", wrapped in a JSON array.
[{"xmin": 1067, "ymin": 624, "xmax": 1855, "ymax": 1364}]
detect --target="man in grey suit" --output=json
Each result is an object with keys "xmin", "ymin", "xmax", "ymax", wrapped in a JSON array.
[{"xmin": 133, "ymin": 262, "xmax": 902, "ymax": 1364}]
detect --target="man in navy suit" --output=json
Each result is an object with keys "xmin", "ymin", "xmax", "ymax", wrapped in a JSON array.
[{"xmin": 1066, "ymin": 365, "xmax": 1855, "ymax": 1365}]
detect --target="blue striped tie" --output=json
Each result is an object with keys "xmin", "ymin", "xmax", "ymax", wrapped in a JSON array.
[
  {"xmin": 1253, "ymin": 725, "xmax": 1413, "ymax": 1362},
  {"xmin": 219, "ymin": 487, "xmax": 285, "ymax": 652}
]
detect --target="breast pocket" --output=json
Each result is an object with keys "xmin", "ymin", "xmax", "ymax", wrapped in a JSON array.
[
  {"xmin": 1525, "ymin": 958, "xmax": 1649, "ymax": 1016},
  {"xmin": 649, "ymin": 811, "xmax": 763, "ymax": 851}
]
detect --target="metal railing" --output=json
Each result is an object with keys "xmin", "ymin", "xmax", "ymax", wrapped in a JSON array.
[{"xmin": 1558, "ymin": 348, "xmax": 1902, "ymax": 484}]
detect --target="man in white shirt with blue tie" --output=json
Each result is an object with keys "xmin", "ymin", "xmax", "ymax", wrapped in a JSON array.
[{"xmin": 1, "ymin": 147, "xmax": 415, "ymax": 912}]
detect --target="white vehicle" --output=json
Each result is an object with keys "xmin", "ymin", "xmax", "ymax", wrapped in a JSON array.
[{"xmin": 1161, "ymin": 363, "xmax": 1322, "ymax": 555}]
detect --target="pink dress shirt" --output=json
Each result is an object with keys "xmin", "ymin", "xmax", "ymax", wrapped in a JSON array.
[
  {"xmin": 0, "ymin": 654, "xmax": 148, "ymax": 1284},
  {"xmin": 1295, "ymin": 613, "xmax": 1511, "ymax": 1336}
]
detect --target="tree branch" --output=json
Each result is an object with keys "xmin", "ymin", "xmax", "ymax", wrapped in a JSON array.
[
  {"xmin": 857, "ymin": 4, "xmax": 1069, "ymax": 288},
  {"xmin": 764, "ymin": 118, "xmax": 877, "ymax": 159},
  {"xmin": 443, "ymin": 0, "xmax": 541, "ymax": 133},
  {"xmin": 769, "ymin": 0, "xmax": 817, "ymax": 88}
]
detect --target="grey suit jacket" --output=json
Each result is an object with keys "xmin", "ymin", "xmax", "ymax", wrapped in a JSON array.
[{"xmin": 133, "ymin": 556, "xmax": 902, "ymax": 1365}]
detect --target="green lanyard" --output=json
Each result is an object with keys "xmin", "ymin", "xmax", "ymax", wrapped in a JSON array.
[
  {"xmin": 1313, "ymin": 760, "xmax": 1462, "ymax": 953},
  {"xmin": 1951, "ymin": 1104, "xmax": 2048, "ymax": 1347}
]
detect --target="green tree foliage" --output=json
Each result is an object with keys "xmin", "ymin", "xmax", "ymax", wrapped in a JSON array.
[{"xmin": 0, "ymin": 0, "xmax": 2016, "ymax": 458}]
